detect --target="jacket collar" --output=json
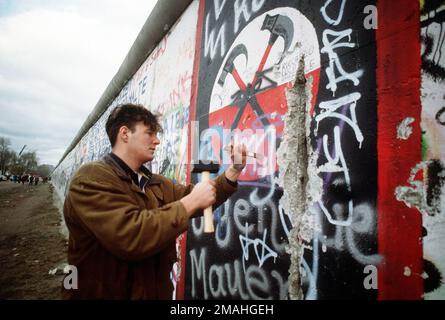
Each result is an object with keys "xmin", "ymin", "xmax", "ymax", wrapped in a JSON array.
[{"xmin": 102, "ymin": 153, "xmax": 160, "ymax": 185}]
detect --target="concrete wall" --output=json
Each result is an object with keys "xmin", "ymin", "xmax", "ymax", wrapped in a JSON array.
[{"xmin": 52, "ymin": 0, "xmax": 445, "ymax": 300}]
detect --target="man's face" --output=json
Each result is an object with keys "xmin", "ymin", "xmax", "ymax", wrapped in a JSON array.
[{"xmin": 127, "ymin": 121, "xmax": 160, "ymax": 163}]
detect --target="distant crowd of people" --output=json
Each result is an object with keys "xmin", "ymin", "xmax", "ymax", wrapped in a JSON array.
[{"xmin": 8, "ymin": 174, "xmax": 49, "ymax": 185}]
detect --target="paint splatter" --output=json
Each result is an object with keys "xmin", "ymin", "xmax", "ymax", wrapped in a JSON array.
[{"xmin": 397, "ymin": 117, "xmax": 415, "ymax": 140}]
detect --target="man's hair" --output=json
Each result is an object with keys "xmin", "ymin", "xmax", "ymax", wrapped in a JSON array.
[{"xmin": 106, "ymin": 103, "xmax": 162, "ymax": 147}]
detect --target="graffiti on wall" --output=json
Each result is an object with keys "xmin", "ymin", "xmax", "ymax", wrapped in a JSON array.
[
  {"xmin": 51, "ymin": 0, "xmax": 445, "ymax": 300},
  {"xmin": 52, "ymin": 107, "xmax": 113, "ymax": 201},
  {"xmin": 183, "ymin": 0, "xmax": 378, "ymax": 300},
  {"xmin": 420, "ymin": 0, "xmax": 445, "ymax": 299},
  {"xmin": 289, "ymin": 0, "xmax": 379, "ymax": 300}
]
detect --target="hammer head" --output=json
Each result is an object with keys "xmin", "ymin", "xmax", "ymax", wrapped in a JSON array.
[
  {"xmin": 191, "ymin": 161, "xmax": 220, "ymax": 174},
  {"xmin": 261, "ymin": 14, "xmax": 294, "ymax": 54},
  {"xmin": 218, "ymin": 43, "xmax": 248, "ymax": 86}
]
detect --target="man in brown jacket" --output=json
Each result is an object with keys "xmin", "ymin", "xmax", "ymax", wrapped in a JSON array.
[{"xmin": 62, "ymin": 103, "xmax": 246, "ymax": 299}]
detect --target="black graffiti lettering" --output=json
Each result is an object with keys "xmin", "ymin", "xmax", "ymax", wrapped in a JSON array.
[
  {"xmin": 436, "ymin": 106, "xmax": 445, "ymax": 125},
  {"xmin": 421, "ymin": 0, "xmax": 445, "ymax": 81},
  {"xmin": 426, "ymin": 159, "xmax": 445, "ymax": 215},
  {"xmin": 423, "ymin": 258, "xmax": 443, "ymax": 293},
  {"xmin": 422, "ymin": 35, "xmax": 445, "ymax": 81},
  {"xmin": 421, "ymin": 0, "xmax": 445, "ymax": 19}
]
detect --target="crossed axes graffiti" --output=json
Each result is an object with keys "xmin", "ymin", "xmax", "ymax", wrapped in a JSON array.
[{"xmin": 217, "ymin": 14, "xmax": 294, "ymax": 130}]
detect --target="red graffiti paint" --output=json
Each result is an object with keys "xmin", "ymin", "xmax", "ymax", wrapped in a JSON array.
[
  {"xmin": 206, "ymin": 69, "xmax": 319, "ymax": 181},
  {"xmin": 377, "ymin": 0, "xmax": 423, "ymax": 299}
]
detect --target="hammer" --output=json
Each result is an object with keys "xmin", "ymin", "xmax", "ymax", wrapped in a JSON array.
[{"xmin": 191, "ymin": 161, "xmax": 220, "ymax": 233}]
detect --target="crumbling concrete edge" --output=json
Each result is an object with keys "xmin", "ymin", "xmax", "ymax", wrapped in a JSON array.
[{"xmin": 277, "ymin": 56, "xmax": 323, "ymax": 300}]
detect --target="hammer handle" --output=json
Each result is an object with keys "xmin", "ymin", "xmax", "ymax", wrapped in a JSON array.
[{"xmin": 201, "ymin": 171, "xmax": 215, "ymax": 233}]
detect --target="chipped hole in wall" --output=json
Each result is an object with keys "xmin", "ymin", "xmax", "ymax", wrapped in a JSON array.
[
  {"xmin": 277, "ymin": 56, "xmax": 310, "ymax": 300},
  {"xmin": 277, "ymin": 55, "xmax": 323, "ymax": 299},
  {"xmin": 404, "ymin": 266, "xmax": 412, "ymax": 277},
  {"xmin": 395, "ymin": 159, "xmax": 445, "ymax": 216},
  {"xmin": 397, "ymin": 117, "xmax": 415, "ymax": 140}
]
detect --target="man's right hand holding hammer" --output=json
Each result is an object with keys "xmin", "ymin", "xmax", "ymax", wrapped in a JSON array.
[{"xmin": 180, "ymin": 144, "xmax": 247, "ymax": 219}]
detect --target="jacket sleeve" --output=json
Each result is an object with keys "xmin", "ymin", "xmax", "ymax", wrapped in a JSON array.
[
  {"xmin": 171, "ymin": 172, "xmax": 238, "ymax": 218},
  {"xmin": 67, "ymin": 174, "xmax": 189, "ymax": 262}
]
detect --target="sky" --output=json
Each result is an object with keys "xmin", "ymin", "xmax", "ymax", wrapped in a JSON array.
[{"xmin": 0, "ymin": 0, "xmax": 158, "ymax": 166}]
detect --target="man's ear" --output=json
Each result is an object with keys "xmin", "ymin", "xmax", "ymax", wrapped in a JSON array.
[{"xmin": 118, "ymin": 126, "xmax": 130, "ymax": 143}]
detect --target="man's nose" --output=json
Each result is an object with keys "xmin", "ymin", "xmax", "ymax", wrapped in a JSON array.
[{"xmin": 154, "ymin": 136, "xmax": 160, "ymax": 145}]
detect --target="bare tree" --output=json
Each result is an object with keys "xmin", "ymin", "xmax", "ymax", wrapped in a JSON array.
[
  {"xmin": 1, "ymin": 136, "xmax": 43, "ymax": 175},
  {"xmin": 18, "ymin": 151, "xmax": 38, "ymax": 174},
  {"xmin": 0, "ymin": 136, "xmax": 12, "ymax": 174}
]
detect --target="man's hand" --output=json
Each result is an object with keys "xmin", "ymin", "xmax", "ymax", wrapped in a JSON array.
[
  {"xmin": 225, "ymin": 144, "xmax": 247, "ymax": 182},
  {"xmin": 180, "ymin": 180, "xmax": 216, "ymax": 217}
]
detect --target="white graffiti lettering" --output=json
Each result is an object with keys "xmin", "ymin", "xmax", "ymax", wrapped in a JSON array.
[
  {"xmin": 205, "ymin": 12, "xmax": 227, "ymax": 60},
  {"xmin": 320, "ymin": 0, "xmax": 347, "ymax": 26},
  {"xmin": 233, "ymin": 0, "xmax": 266, "ymax": 33},
  {"xmin": 214, "ymin": 0, "xmax": 229, "ymax": 20},
  {"xmin": 189, "ymin": 247, "xmax": 281, "ymax": 300},
  {"xmin": 321, "ymin": 28, "xmax": 364, "ymax": 95},
  {"xmin": 316, "ymin": 93, "xmax": 364, "ymax": 147},
  {"xmin": 240, "ymin": 223, "xmax": 278, "ymax": 272},
  {"xmin": 215, "ymin": 200, "xmax": 233, "ymax": 248},
  {"xmin": 190, "ymin": 247, "xmax": 208, "ymax": 298}
]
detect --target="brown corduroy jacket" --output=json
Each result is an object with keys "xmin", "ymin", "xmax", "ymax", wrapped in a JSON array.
[{"xmin": 62, "ymin": 154, "xmax": 237, "ymax": 299}]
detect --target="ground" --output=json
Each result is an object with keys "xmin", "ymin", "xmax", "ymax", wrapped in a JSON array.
[{"xmin": 0, "ymin": 181, "xmax": 67, "ymax": 299}]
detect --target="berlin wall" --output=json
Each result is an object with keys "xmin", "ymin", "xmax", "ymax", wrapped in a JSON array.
[{"xmin": 52, "ymin": 0, "xmax": 445, "ymax": 300}]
